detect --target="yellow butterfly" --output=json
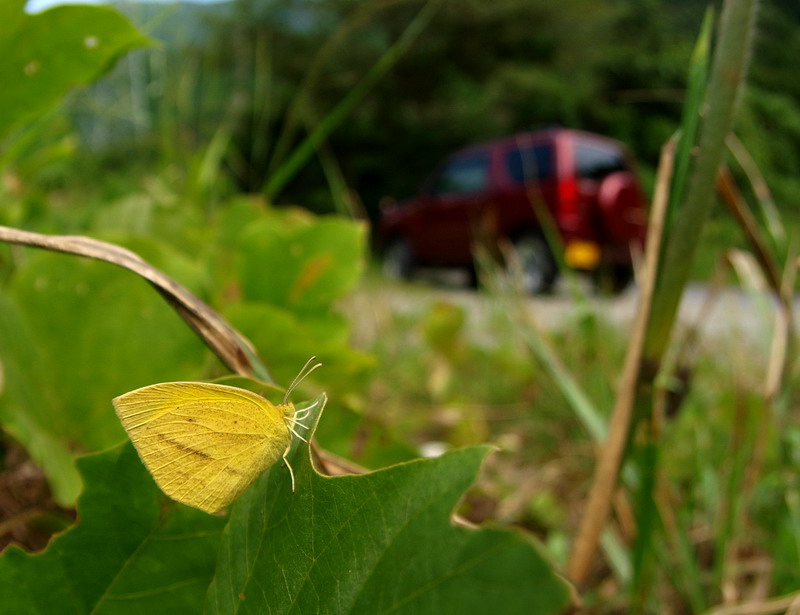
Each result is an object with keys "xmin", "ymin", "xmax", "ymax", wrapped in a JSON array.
[{"xmin": 113, "ymin": 358, "xmax": 321, "ymax": 514}]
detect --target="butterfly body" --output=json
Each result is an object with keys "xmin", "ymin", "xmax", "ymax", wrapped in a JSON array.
[{"xmin": 113, "ymin": 382, "xmax": 294, "ymax": 514}]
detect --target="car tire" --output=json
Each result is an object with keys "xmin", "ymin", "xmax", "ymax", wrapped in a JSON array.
[
  {"xmin": 464, "ymin": 263, "xmax": 480, "ymax": 288},
  {"xmin": 594, "ymin": 263, "xmax": 633, "ymax": 294},
  {"xmin": 510, "ymin": 233, "xmax": 558, "ymax": 295},
  {"xmin": 382, "ymin": 238, "xmax": 416, "ymax": 281}
]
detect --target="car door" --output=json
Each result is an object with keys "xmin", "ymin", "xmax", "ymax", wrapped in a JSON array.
[
  {"xmin": 498, "ymin": 138, "xmax": 557, "ymax": 233},
  {"xmin": 573, "ymin": 138, "xmax": 630, "ymax": 241},
  {"xmin": 414, "ymin": 150, "xmax": 492, "ymax": 266}
]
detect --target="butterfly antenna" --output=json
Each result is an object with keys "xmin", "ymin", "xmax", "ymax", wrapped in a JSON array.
[{"xmin": 283, "ymin": 356, "xmax": 322, "ymax": 404}]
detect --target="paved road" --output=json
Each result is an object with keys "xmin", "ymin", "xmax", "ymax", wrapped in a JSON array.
[{"xmin": 345, "ymin": 277, "xmax": 790, "ymax": 353}]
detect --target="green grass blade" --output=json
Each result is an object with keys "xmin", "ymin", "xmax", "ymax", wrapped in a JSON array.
[
  {"xmin": 630, "ymin": 440, "xmax": 660, "ymax": 611},
  {"xmin": 263, "ymin": 0, "xmax": 443, "ymax": 201},
  {"xmin": 514, "ymin": 315, "xmax": 607, "ymax": 443},
  {"xmin": 647, "ymin": 0, "xmax": 759, "ymax": 359},
  {"xmin": 266, "ymin": 0, "xmax": 404, "ymax": 176},
  {"xmin": 662, "ymin": 7, "xmax": 713, "ymax": 254}
]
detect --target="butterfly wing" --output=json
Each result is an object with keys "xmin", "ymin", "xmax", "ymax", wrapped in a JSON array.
[{"xmin": 113, "ymin": 382, "xmax": 291, "ymax": 513}]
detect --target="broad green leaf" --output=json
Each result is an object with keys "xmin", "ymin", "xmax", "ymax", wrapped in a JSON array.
[
  {"xmin": 312, "ymin": 401, "xmax": 420, "ymax": 469},
  {"xmin": 226, "ymin": 301, "xmax": 371, "ymax": 387},
  {"xmin": 0, "ymin": 291, "xmax": 81, "ymax": 504},
  {"xmin": 8, "ymin": 242, "xmax": 209, "ymax": 453},
  {"xmin": 0, "ymin": 0, "xmax": 149, "ymax": 139},
  {"xmin": 206, "ymin": 415, "xmax": 571, "ymax": 614},
  {"xmin": 233, "ymin": 209, "xmax": 366, "ymax": 312},
  {"xmin": 0, "ymin": 443, "xmax": 226, "ymax": 615}
]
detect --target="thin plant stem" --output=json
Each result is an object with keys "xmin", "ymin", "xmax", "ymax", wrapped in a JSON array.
[{"xmin": 566, "ymin": 136, "xmax": 675, "ymax": 587}]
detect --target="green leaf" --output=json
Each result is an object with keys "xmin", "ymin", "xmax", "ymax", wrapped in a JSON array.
[
  {"xmin": 312, "ymin": 401, "xmax": 420, "ymax": 470},
  {"xmin": 0, "ymin": 443, "xmax": 227, "ymax": 614},
  {"xmin": 0, "ymin": 391, "xmax": 568, "ymax": 614},
  {"xmin": 206, "ymin": 414, "xmax": 571, "ymax": 614},
  {"xmin": 0, "ymin": 0, "xmax": 149, "ymax": 139},
  {"xmin": 0, "ymin": 290, "xmax": 81, "ymax": 504},
  {"xmin": 7, "ymin": 243, "xmax": 209, "ymax": 453},
  {"xmin": 233, "ymin": 209, "xmax": 366, "ymax": 312},
  {"xmin": 226, "ymin": 301, "xmax": 369, "ymax": 385}
]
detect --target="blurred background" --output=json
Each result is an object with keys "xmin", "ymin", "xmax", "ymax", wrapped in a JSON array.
[
  {"xmin": 2, "ymin": 1, "xmax": 799, "ymax": 612},
  {"xmin": 12, "ymin": 0, "xmax": 800, "ymax": 234}
]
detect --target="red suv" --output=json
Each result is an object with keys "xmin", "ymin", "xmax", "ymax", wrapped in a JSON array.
[{"xmin": 377, "ymin": 129, "xmax": 647, "ymax": 293}]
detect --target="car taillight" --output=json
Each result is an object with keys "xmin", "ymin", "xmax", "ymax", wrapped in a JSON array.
[{"xmin": 558, "ymin": 176, "xmax": 579, "ymax": 216}]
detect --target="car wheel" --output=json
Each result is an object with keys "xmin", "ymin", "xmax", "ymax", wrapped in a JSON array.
[
  {"xmin": 464, "ymin": 263, "xmax": 480, "ymax": 288},
  {"xmin": 594, "ymin": 263, "xmax": 633, "ymax": 294},
  {"xmin": 382, "ymin": 238, "xmax": 416, "ymax": 281},
  {"xmin": 510, "ymin": 234, "xmax": 558, "ymax": 295}
]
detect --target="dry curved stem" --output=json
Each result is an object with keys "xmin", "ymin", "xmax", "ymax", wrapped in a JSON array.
[
  {"xmin": 0, "ymin": 225, "xmax": 269, "ymax": 382},
  {"xmin": 700, "ymin": 590, "xmax": 800, "ymax": 615},
  {"xmin": 310, "ymin": 442, "xmax": 367, "ymax": 477},
  {"xmin": 566, "ymin": 137, "xmax": 674, "ymax": 586},
  {"xmin": 0, "ymin": 508, "xmax": 45, "ymax": 540},
  {"xmin": 717, "ymin": 168, "xmax": 782, "ymax": 292},
  {"xmin": 727, "ymin": 134, "xmax": 785, "ymax": 245},
  {"xmin": 716, "ymin": 164, "xmax": 797, "ymax": 402}
]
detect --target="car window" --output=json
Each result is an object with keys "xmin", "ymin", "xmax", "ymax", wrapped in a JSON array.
[
  {"xmin": 575, "ymin": 143, "xmax": 627, "ymax": 180},
  {"xmin": 432, "ymin": 152, "xmax": 490, "ymax": 196},
  {"xmin": 506, "ymin": 143, "xmax": 554, "ymax": 183}
]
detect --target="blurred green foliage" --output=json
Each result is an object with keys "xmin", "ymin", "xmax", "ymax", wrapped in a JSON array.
[
  {"xmin": 0, "ymin": 0, "xmax": 148, "ymax": 138},
  {"xmin": 19, "ymin": 0, "xmax": 797, "ymax": 227}
]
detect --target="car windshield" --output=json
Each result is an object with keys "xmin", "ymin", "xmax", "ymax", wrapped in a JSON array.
[{"xmin": 575, "ymin": 143, "xmax": 627, "ymax": 180}]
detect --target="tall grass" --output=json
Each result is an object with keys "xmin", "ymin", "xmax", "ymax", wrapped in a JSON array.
[{"xmin": 410, "ymin": 0, "xmax": 796, "ymax": 609}]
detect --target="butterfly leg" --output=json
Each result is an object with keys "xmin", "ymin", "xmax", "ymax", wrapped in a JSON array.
[
  {"xmin": 286, "ymin": 423, "xmax": 308, "ymax": 443},
  {"xmin": 293, "ymin": 397, "xmax": 321, "ymax": 421},
  {"xmin": 288, "ymin": 398, "xmax": 320, "ymax": 438},
  {"xmin": 282, "ymin": 447, "xmax": 296, "ymax": 492}
]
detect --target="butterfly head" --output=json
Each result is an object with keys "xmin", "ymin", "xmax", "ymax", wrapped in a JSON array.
[{"xmin": 279, "ymin": 401, "xmax": 296, "ymax": 418}]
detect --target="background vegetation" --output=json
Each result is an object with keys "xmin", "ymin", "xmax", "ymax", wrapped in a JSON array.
[
  {"xmin": 0, "ymin": 0, "xmax": 798, "ymax": 613},
  {"xmin": 8, "ymin": 1, "xmax": 800, "ymax": 218}
]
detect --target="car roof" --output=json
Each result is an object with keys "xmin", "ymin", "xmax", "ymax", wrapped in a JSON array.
[{"xmin": 450, "ymin": 128, "xmax": 624, "ymax": 158}]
